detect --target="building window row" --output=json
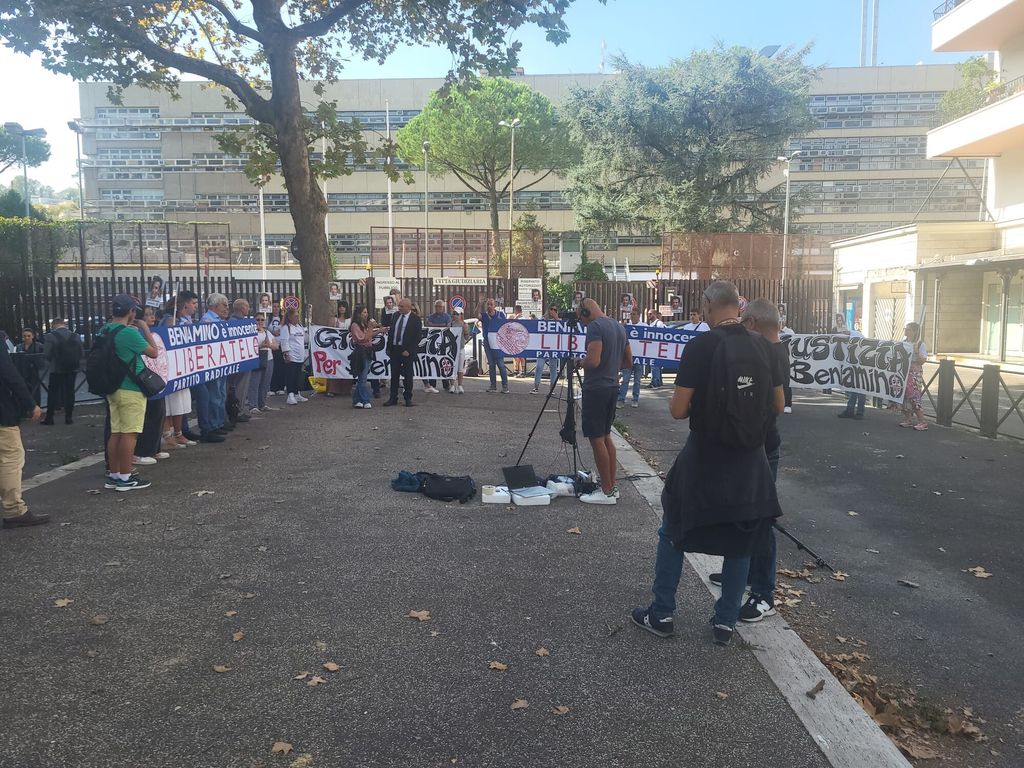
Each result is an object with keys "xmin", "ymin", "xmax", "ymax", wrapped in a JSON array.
[
  {"xmin": 792, "ymin": 178, "xmax": 979, "ymax": 215},
  {"xmin": 169, "ymin": 190, "xmax": 570, "ymax": 214}
]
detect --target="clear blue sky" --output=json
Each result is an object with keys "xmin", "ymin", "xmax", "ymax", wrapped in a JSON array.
[{"xmin": 0, "ymin": 0, "xmax": 975, "ymax": 191}]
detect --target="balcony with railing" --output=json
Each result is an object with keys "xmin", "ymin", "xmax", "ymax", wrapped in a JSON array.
[
  {"xmin": 932, "ymin": 0, "xmax": 1024, "ymax": 52},
  {"xmin": 927, "ymin": 72, "xmax": 1024, "ymax": 157}
]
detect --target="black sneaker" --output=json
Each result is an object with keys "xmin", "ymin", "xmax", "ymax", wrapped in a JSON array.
[
  {"xmin": 200, "ymin": 432, "xmax": 226, "ymax": 443},
  {"xmin": 708, "ymin": 572, "xmax": 750, "ymax": 590},
  {"xmin": 104, "ymin": 474, "xmax": 119, "ymax": 489},
  {"xmin": 837, "ymin": 411, "xmax": 855, "ymax": 419},
  {"xmin": 710, "ymin": 619, "xmax": 734, "ymax": 646},
  {"xmin": 115, "ymin": 475, "xmax": 151, "ymax": 492},
  {"xmin": 739, "ymin": 595, "xmax": 777, "ymax": 623},
  {"xmin": 2, "ymin": 510, "xmax": 50, "ymax": 528},
  {"xmin": 630, "ymin": 607, "xmax": 674, "ymax": 638}
]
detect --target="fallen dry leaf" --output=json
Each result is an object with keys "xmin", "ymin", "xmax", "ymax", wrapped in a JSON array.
[
  {"xmin": 322, "ymin": 662, "xmax": 340, "ymax": 673},
  {"xmin": 898, "ymin": 579, "xmax": 920, "ymax": 589},
  {"xmin": 488, "ymin": 661, "xmax": 508, "ymax": 671},
  {"xmin": 232, "ymin": 631, "xmax": 244, "ymax": 642},
  {"xmin": 243, "ymin": 592, "xmax": 256, "ymax": 599},
  {"xmin": 103, "ymin": 561, "xmax": 121, "ymax": 567},
  {"xmin": 192, "ymin": 490, "xmax": 215, "ymax": 497},
  {"xmin": 225, "ymin": 610, "xmax": 238, "ymax": 617},
  {"xmin": 510, "ymin": 699, "xmax": 528, "ymax": 710},
  {"xmin": 86, "ymin": 489, "xmax": 101, "ymax": 495},
  {"xmin": 53, "ymin": 598, "xmax": 73, "ymax": 608},
  {"xmin": 289, "ymin": 755, "xmax": 314, "ymax": 768},
  {"xmin": 566, "ymin": 527, "xmax": 582, "ymax": 535},
  {"xmin": 293, "ymin": 672, "xmax": 310, "ymax": 680},
  {"xmin": 271, "ymin": 741, "xmax": 293, "ymax": 755},
  {"xmin": 306, "ymin": 676, "xmax": 327, "ymax": 687},
  {"xmin": 551, "ymin": 705, "xmax": 570, "ymax": 715},
  {"xmin": 315, "ymin": 641, "xmax": 328, "ymax": 652},
  {"xmin": 965, "ymin": 566, "xmax": 993, "ymax": 579},
  {"xmin": 847, "ymin": 510, "xmax": 860, "ymax": 516},
  {"xmin": 429, "ymin": 631, "xmax": 441, "ymax": 637},
  {"xmin": 212, "ymin": 665, "xmax": 231, "ymax": 673},
  {"xmin": 715, "ymin": 691, "xmax": 729, "ymax": 700},
  {"xmin": 257, "ymin": 545, "xmax": 268, "ymax": 553},
  {"xmin": 534, "ymin": 647, "xmax": 550, "ymax": 657},
  {"xmin": 806, "ymin": 679, "xmax": 826, "ymax": 699},
  {"xmin": 831, "ymin": 571, "xmax": 849, "ymax": 582},
  {"xmin": 836, "ymin": 636, "xmax": 848, "ymax": 644},
  {"xmin": 408, "ymin": 609, "xmax": 432, "ymax": 622},
  {"xmin": 90, "ymin": 614, "xmax": 110, "ymax": 626},
  {"xmin": 897, "ymin": 739, "xmax": 940, "ymax": 760}
]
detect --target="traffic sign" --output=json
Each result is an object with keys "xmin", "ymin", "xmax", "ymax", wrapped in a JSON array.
[
  {"xmin": 283, "ymin": 294, "xmax": 300, "ymax": 312},
  {"xmin": 450, "ymin": 294, "xmax": 466, "ymax": 312}
]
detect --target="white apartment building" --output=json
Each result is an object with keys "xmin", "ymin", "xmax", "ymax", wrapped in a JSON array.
[{"xmin": 832, "ymin": 0, "xmax": 1024, "ymax": 359}]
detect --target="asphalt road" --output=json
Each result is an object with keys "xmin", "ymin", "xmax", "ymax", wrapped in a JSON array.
[
  {"xmin": 616, "ymin": 384, "xmax": 1024, "ymax": 768},
  {"xmin": 0, "ymin": 380, "xmax": 831, "ymax": 768}
]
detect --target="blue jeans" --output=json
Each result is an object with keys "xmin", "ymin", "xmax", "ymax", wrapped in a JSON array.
[
  {"xmin": 486, "ymin": 347, "xmax": 508, "ymax": 388},
  {"xmin": 649, "ymin": 513, "xmax": 748, "ymax": 629},
  {"xmin": 203, "ymin": 378, "xmax": 226, "ymax": 431},
  {"xmin": 747, "ymin": 447, "xmax": 780, "ymax": 600},
  {"xmin": 533, "ymin": 357, "xmax": 559, "ymax": 390},
  {"xmin": 651, "ymin": 365, "xmax": 663, "ymax": 387},
  {"xmin": 618, "ymin": 363, "xmax": 642, "ymax": 403},
  {"xmin": 351, "ymin": 362, "xmax": 371, "ymax": 406},
  {"xmin": 844, "ymin": 391, "xmax": 866, "ymax": 415}
]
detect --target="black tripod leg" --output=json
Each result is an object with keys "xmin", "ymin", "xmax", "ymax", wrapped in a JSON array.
[
  {"xmin": 773, "ymin": 523, "xmax": 838, "ymax": 573},
  {"xmin": 516, "ymin": 358, "xmax": 569, "ymax": 467}
]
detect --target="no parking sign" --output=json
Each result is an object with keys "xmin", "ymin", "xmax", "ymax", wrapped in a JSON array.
[
  {"xmin": 450, "ymin": 294, "xmax": 466, "ymax": 313},
  {"xmin": 283, "ymin": 294, "xmax": 300, "ymax": 312}
]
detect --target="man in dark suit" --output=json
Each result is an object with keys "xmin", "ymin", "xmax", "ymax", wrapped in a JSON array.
[
  {"xmin": 42, "ymin": 318, "xmax": 84, "ymax": 425},
  {"xmin": 384, "ymin": 297, "xmax": 422, "ymax": 408}
]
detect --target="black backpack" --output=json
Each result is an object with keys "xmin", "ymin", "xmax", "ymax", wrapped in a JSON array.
[
  {"xmin": 85, "ymin": 325, "xmax": 130, "ymax": 396},
  {"xmin": 416, "ymin": 473, "xmax": 477, "ymax": 504},
  {"xmin": 704, "ymin": 327, "xmax": 774, "ymax": 452}
]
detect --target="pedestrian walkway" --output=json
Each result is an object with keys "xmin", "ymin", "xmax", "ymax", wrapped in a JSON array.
[{"xmin": 2, "ymin": 383, "xmax": 835, "ymax": 768}]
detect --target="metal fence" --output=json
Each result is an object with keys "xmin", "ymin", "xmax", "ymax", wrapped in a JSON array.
[
  {"xmin": 660, "ymin": 232, "xmax": 834, "ymax": 281},
  {"xmin": 369, "ymin": 227, "xmax": 545, "ymax": 278},
  {"xmin": 921, "ymin": 359, "xmax": 1024, "ymax": 440}
]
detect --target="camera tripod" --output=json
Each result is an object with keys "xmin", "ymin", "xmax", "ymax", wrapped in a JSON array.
[{"xmin": 515, "ymin": 354, "xmax": 587, "ymax": 478}]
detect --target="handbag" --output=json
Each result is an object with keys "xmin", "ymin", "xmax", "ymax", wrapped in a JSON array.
[{"xmin": 131, "ymin": 362, "xmax": 166, "ymax": 398}]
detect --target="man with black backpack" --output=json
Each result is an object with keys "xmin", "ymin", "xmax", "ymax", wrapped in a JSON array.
[
  {"xmin": 42, "ymin": 318, "xmax": 83, "ymax": 426},
  {"xmin": 631, "ymin": 281, "xmax": 784, "ymax": 646}
]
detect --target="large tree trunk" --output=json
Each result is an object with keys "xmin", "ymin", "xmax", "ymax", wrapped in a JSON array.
[{"xmin": 266, "ymin": 40, "xmax": 335, "ymax": 326}]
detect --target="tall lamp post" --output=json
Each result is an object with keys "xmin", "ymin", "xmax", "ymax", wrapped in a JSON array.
[
  {"xmin": 67, "ymin": 120, "xmax": 86, "ymax": 220},
  {"xmin": 4, "ymin": 122, "xmax": 48, "ymax": 277},
  {"xmin": 499, "ymin": 118, "xmax": 521, "ymax": 278},
  {"xmin": 422, "ymin": 140, "xmax": 430, "ymax": 271},
  {"xmin": 257, "ymin": 174, "xmax": 269, "ymax": 292},
  {"xmin": 777, "ymin": 150, "xmax": 800, "ymax": 302}
]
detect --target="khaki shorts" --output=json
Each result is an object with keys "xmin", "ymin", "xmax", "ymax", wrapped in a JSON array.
[{"xmin": 108, "ymin": 389, "xmax": 147, "ymax": 434}]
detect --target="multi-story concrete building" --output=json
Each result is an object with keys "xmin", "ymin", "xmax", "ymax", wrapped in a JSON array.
[
  {"xmin": 832, "ymin": 0, "xmax": 1024, "ymax": 360},
  {"xmin": 75, "ymin": 63, "xmax": 984, "ymax": 278}
]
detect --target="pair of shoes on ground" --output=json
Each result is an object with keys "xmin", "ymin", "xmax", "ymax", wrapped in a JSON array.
[
  {"xmin": 383, "ymin": 400, "xmax": 415, "ymax": 407},
  {"xmin": 837, "ymin": 411, "xmax": 864, "ymax": 420},
  {"xmin": 707, "ymin": 572, "xmax": 777, "ymax": 623},
  {"xmin": 286, "ymin": 393, "xmax": 309, "ymax": 405},
  {"xmin": 353, "ymin": 402, "xmax": 373, "ymax": 409},
  {"xmin": 103, "ymin": 472, "xmax": 151, "ymax": 492},
  {"xmin": 485, "ymin": 386, "xmax": 511, "ymax": 394},
  {"xmin": 423, "ymin": 386, "xmax": 440, "ymax": 393},
  {"xmin": 447, "ymin": 386, "xmax": 465, "ymax": 394},
  {"xmin": 132, "ymin": 452, "xmax": 169, "ymax": 465},
  {"xmin": 629, "ymin": 608, "xmax": 736, "ymax": 646}
]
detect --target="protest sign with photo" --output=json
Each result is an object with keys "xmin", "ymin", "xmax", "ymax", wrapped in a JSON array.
[
  {"xmin": 144, "ymin": 318, "xmax": 260, "ymax": 398},
  {"xmin": 374, "ymin": 277, "xmax": 401, "ymax": 309},
  {"xmin": 619, "ymin": 293, "xmax": 635, "ymax": 319},
  {"xmin": 518, "ymin": 278, "xmax": 543, "ymax": 315},
  {"xmin": 255, "ymin": 291, "xmax": 274, "ymax": 315},
  {"xmin": 784, "ymin": 333, "xmax": 912, "ymax": 403},
  {"xmin": 309, "ymin": 325, "xmax": 460, "ymax": 381},
  {"xmin": 486, "ymin": 318, "xmax": 701, "ymax": 369}
]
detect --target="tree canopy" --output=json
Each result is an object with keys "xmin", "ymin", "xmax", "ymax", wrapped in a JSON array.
[
  {"xmin": 0, "ymin": 128, "xmax": 50, "ymax": 175},
  {"xmin": 0, "ymin": 0, "xmax": 586, "ymax": 321},
  {"xmin": 563, "ymin": 47, "xmax": 819, "ymax": 235},
  {"xmin": 396, "ymin": 77, "xmax": 577, "ymax": 268},
  {"xmin": 938, "ymin": 56, "xmax": 995, "ymax": 124}
]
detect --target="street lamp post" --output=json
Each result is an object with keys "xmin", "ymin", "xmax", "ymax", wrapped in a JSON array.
[
  {"xmin": 499, "ymin": 118, "xmax": 521, "ymax": 278},
  {"xmin": 777, "ymin": 150, "xmax": 801, "ymax": 302},
  {"xmin": 258, "ymin": 175, "xmax": 269, "ymax": 293},
  {"xmin": 4, "ymin": 122, "xmax": 48, "ymax": 277},
  {"xmin": 67, "ymin": 120, "xmax": 86, "ymax": 220},
  {"xmin": 422, "ymin": 140, "xmax": 430, "ymax": 271}
]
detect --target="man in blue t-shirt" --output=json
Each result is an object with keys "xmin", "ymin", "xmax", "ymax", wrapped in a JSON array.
[
  {"xmin": 479, "ymin": 297, "xmax": 509, "ymax": 394},
  {"xmin": 577, "ymin": 298, "xmax": 631, "ymax": 505}
]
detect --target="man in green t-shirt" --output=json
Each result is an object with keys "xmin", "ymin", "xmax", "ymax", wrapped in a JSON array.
[{"xmin": 104, "ymin": 294, "xmax": 158, "ymax": 492}]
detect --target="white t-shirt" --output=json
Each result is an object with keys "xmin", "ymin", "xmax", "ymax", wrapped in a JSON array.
[
  {"xmin": 279, "ymin": 323, "xmax": 306, "ymax": 362},
  {"xmin": 683, "ymin": 322, "xmax": 710, "ymax": 332}
]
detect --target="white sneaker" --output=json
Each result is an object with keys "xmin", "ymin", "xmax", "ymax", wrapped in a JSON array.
[
  {"xmin": 295, "ymin": 394, "xmax": 309, "ymax": 402},
  {"xmin": 261, "ymin": 405, "xmax": 278, "ymax": 411},
  {"xmin": 353, "ymin": 402, "xmax": 365, "ymax": 409},
  {"xmin": 784, "ymin": 406, "xmax": 792, "ymax": 414},
  {"xmin": 362, "ymin": 402, "xmax": 372, "ymax": 410},
  {"xmin": 132, "ymin": 456, "xmax": 157, "ymax": 465},
  {"xmin": 457, "ymin": 386, "xmax": 465, "ymax": 394},
  {"xmin": 630, "ymin": 401, "xmax": 639, "ymax": 408},
  {"xmin": 286, "ymin": 394, "xmax": 298, "ymax": 405},
  {"xmin": 155, "ymin": 451, "xmax": 170, "ymax": 460},
  {"xmin": 579, "ymin": 489, "xmax": 617, "ymax": 505},
  {"xmin": 428, "ymin": 386, "xmax": 439, "ymax": 393},
  {"xmin": 249, "ymin": 407, "xmax": 262, "ymax": 415}
]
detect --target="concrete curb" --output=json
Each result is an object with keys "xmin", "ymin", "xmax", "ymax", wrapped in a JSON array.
[{"xmin": 611, "ymin": 429, "xmax": 913, "ymax": 768}]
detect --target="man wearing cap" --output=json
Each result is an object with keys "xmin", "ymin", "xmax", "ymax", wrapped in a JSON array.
[
  {"xmin": 104, "ymin": 294, "xmax": 159, "ymax": 491},
  {"xmin": 532, "ymin": 305, "xmax": 563, "ymax": 394},
  {"xmin": 423, "ymin": 299, "xmax": 451, "ymax": 394}
]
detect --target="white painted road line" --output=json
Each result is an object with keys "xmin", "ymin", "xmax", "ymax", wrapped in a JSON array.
[
  {"xmin": 22, "ymin": 452, "xmax": 105, "ymax": 493},
  {"xmin": 611, "ymin": 430, "xmax": 912, "ymax": 768}
]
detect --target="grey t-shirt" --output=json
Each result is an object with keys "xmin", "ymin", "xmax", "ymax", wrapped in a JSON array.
[{"xmin": 583, "ymin": 315, "xmax": 628, "ymax": 390}]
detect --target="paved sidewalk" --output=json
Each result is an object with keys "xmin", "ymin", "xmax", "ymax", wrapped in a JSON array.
[
  {"xmin": 615, "ymin": 385, "xmax": 1024, "ymax": 767},
  {"xmin": 0, "ymin": 381, "xmax": 831, "ymax": 768}
]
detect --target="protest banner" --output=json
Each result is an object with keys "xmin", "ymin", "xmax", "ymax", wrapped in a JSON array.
[
  {"xmin": 309, "ymin": 325, "xmax": 461, "ymax": 380},
  {"xmin": 784, "ymin": 333, "xmax": 911, "ymax": 403},
  {"xmin": 143, "ymin": 318, "xmax": 259, "ymax": 398},
  {"xmin": 486, "ymin": 319, "xmax": 700, "ymax": 369}
]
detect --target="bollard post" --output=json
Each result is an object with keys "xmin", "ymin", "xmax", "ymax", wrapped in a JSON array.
[
  {"xmin": 935, "ymin": 359, "xmax": 955, "ymax": 427},
  {"xmin": 979, "ymin": 364, "xmax": 1001, "ymax": 439}
]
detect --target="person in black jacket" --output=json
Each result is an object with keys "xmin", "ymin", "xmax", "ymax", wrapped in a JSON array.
[
  {"xmin": 42, "ymin": 318, "xmax": 83, "ymax": 425},
  {"xmin": 0, "ymin": 343, "xmax": 48, "ymax": 527},
  {"xmin": 14, "ymin": 328, "xmax": 45, "ymax": 404},
  {"xmin": 383, "ymin": 297, "xmax": 422, "ymax": 408}
]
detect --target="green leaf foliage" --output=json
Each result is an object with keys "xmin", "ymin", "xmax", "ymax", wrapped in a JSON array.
[
  {"xmin": 938, "ymin": 56, "xmax": 995, "ymax": 124},
  {"xmin": 563, "ymin": 46, "xmax": 819, "ymax": 235},
  {"xmin": 0, "ymin": 128, "xmax": 50, "ymax": 175}
]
